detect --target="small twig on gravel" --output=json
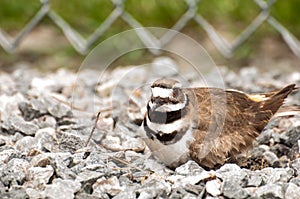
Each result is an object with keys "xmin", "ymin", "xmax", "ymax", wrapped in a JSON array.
[
  {"xmin": 51, "ymin": 95, "xmax": 85, "ymax": 111},
  {"xmin": 85, "ymin": 111, "xmax": 101, "ymax": 147},
  {"xmin": 110, "ymin": 156, "xmax": 150, "ymax": 173}
]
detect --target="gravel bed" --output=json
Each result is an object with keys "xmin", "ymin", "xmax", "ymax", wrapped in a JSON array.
[{"xmin": 0, "ymin": 59, "xmax": 299, "ymax": 199}]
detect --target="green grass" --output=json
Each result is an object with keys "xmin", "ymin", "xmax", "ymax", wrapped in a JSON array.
[{"xmin": 0, "ymin": 0, "xmax": 40, "ymax": 30}]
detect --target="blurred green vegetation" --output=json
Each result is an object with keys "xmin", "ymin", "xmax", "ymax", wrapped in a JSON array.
[
  {"xmin": 0, "ymin": 0, "xmax": 299, "ymax": 70},
  {"xmin": 1, "ymin": 0, "xmax": 299, "ymax": 35}
]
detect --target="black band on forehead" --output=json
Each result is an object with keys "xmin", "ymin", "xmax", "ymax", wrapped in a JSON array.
[
  {"xmin": 151, "ymin": 83, "xmax": 173, "ymax": 89},
  {"xmin": 151, "ymin": 79, "xmax": 181, "ymax": 89}
]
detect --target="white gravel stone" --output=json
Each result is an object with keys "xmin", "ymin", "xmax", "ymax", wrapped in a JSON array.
[
  {"xmin": 43, "ymin": 178, "xmax": 81, "ymax": 199},
  {"xmin": 205, "ymin": 179, "xmax": 221, "ymax": 196},
  {"xmin": 25, "ymin": 165, "xmax": 54, "ymax": 187},
  {"xmin": 93, "ymin": 176, "xmax": 123, "ymax": 197},
  {"xmin": 255, "ymin": 183, "xmax": 284, "ymax": 199},
  {"xmin": 285, "ymin": 183, "xmax": 300, "ymax": 199}
]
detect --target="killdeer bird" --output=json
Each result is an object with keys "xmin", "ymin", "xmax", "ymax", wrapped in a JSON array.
[{"xmin": 141, "ymin": 78, "xmax": 297, "ymax": 168}]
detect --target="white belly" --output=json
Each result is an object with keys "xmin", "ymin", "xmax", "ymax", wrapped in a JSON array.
[{"xmin": 140, "ymin": 125, "xmax": 195, "ymax": 168}]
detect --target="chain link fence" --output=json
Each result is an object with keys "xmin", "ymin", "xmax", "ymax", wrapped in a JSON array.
[{"xmin": 0, "ymin": 0, "xmax": 300, "ymax": 59}]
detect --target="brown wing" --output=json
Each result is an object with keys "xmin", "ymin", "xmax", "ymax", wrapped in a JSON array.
[{"xmin": 188, "ymin": 84, "xmax": 296, "ymax": 168}]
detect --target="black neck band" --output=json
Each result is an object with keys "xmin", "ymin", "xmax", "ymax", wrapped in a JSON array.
[
  {"xmin": 147, "ymin": 96, "xmax": 189, "ymax": 124},
  {"xmin": 143, "ymin": 117, "xmax": 180, "ymax": 144}
]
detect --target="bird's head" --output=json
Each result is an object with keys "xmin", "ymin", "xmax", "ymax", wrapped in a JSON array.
[{"xmin": 149, "ymin": 79, "xmax": 186, "ymax": 112}]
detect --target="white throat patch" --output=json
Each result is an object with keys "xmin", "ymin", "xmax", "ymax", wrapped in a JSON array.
[{"xmin": 151, "ymin": 87, "xmax": 173, "ymax": 98}]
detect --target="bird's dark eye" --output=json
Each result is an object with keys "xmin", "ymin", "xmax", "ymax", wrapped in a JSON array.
[{"xmin": 173, "ymin": 88, "xmax": 180, "ymax": 97}]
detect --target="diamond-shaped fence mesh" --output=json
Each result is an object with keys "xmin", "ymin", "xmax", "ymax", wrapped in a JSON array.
[{"xmin": 0, "ymin": 0, "xmax": 299, "ymax": 59}]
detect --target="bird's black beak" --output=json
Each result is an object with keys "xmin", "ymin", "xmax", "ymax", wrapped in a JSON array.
[
  {"xmin": 154, "ymin": 97, "xmax": 162, "ymax": 105},
  {"xmin": 151, "ymin": 97, "xmax": 163, "ymax": 111}
]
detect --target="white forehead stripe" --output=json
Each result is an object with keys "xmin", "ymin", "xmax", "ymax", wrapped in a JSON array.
[
  {"xmin": 152, "ymin": 87, "xmax": 173, "ymax": 98},
  {"xmin": 174, "ymin": 82, "xmax": 182, "ymax": 88}
]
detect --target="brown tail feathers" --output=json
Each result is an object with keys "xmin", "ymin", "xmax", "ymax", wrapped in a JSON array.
[
  {"xmin": 254, "ymin": 84, "xmax": 297, "ymax": 131},
  {"xmin": 260, "ymin": 84, "xmax": 297, "ymax": 115}
]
